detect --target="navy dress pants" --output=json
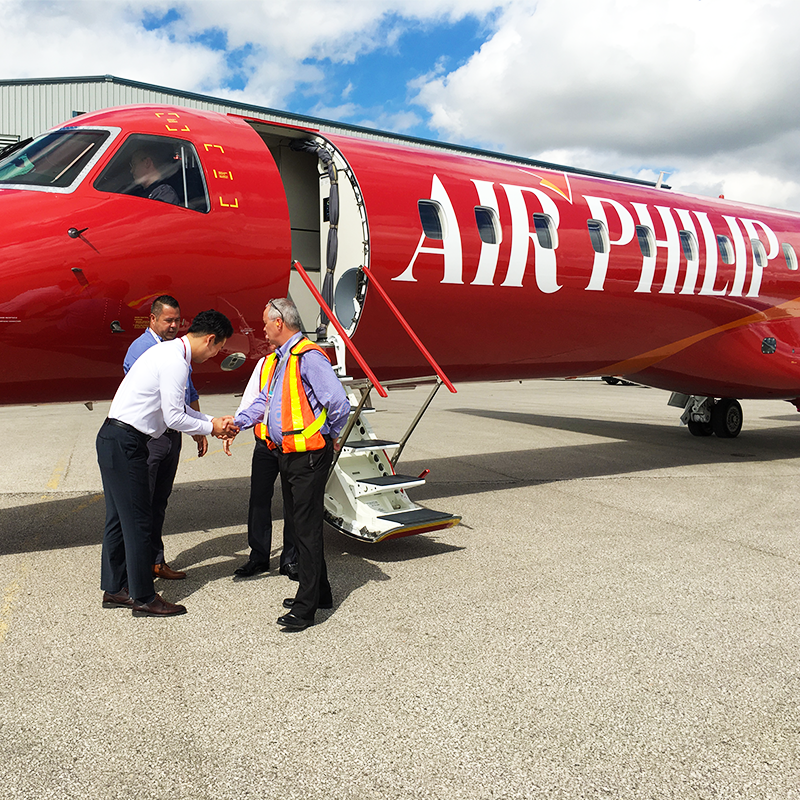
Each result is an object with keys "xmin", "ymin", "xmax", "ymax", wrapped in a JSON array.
[
  {"xmin": 278, "ymin": 439, "xmax": 333, "ymax": 620},
  {"xmin": 248, "ymin": 438, "xmax": 297, "ymax": 568},
  {"xmin": 146, "ymin": 429, "xmax": 182, "ymax": 564},
  {"xmin": 97, "ymin": 419, "xmax": 156, "ymax": 602}
]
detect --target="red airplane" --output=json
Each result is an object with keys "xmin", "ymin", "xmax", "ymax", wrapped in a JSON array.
[{"xmin": 2, "ymin": 104, "xmax": 799, "ymax": 537}]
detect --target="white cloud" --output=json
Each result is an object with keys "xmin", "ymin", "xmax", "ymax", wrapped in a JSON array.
[
  {"xmin": 2, "ymin": 0, "xmax": 800, "ymax": 211},
  {"xmin": 412, "ymin": 0, "xmax": 800, "ymax": 210},
  {"xmin": 0, "ymin": 0, "xmax": 506, "ymax": 111}
]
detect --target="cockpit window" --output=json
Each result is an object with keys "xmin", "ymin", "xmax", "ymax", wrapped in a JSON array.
[
  {"xmin": 94, "ymin": 133, "xmax": 209, "ymax": 213},
  {"xmin": 0, "ymin": 130, "xmax": 111, "ymax": 189}
]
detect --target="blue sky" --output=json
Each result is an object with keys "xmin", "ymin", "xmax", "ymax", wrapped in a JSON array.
[{"xmin": 296, "ymin": 14, "xmax": 491, "ymax": 135}]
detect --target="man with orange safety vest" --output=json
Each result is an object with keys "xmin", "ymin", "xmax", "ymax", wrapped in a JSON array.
[
  {"xmin": 233, "ymin": 298, "xmax": 350, "ymax": 630},
  {"xmin": 232, "ymin": 338, "xmax": 298, "ymax": 580}
]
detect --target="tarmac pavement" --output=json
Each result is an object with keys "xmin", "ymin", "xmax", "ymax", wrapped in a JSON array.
[{"xmin": 1, "ymin": 379, "xmax": 799, "ymax": 799}]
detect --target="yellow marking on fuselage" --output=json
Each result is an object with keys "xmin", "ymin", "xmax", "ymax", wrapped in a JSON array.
[{"xmin": 584, "ymin": 296, "xmax": 800, "ymax": 377}]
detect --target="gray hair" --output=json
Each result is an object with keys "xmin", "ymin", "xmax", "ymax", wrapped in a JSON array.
[{"xmin": 266, "ymin": 297, "xmax": 302, "ymax": 331}]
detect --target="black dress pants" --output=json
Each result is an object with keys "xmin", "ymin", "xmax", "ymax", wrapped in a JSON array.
[
  {"xmin": 97, "ymin": 419, "xmax": 156, "ymax": 602},
  {"xmin": 248, "ymin": 438, "xmax": 296, "ymax": 567},
  {"xmin": 146, "ymin": 429, "xmax": 182, "ymax": 564},
  {"xmin": 278, "ymin": 439, "xmax": 333, "ymax": 620}
]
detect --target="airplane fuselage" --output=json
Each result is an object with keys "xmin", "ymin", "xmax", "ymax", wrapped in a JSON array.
[{"xmin": 2, "ymin": 104, "xmax": 800, "ymax": 406}]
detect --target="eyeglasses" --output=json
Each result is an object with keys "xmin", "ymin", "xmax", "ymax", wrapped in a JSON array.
[{"xmin": 267, "ymin": 301, "xmax": 284, "ymax": 322}]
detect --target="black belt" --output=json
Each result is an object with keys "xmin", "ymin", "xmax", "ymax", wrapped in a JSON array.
[
  {"xmin": 105, "ymin": 418, "xmax": 148, "ymax": 439},
  {"xmin": 164, "ymin": 428, "xmax": 179, "ymax": 435}
]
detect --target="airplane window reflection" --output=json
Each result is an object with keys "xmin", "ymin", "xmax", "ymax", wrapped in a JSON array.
[
  {"xmin": 782, "ymin": 242, "xmax": 798, "ymax": 271},
  {"xmin": 717, "ymin": 235, "xmax": 735, "ymax": 265},
  {"xmin": 418, "ymin": 200, "xmax": 445, "ymax": 240},
  {"xmin": 94, "ymin": 134, "xmax": 210, "ymax": 213},
  {"xmin": 475, "ymin": 206, "xmax": 501, "ymax": 244},
  {"xmin": 0, "ymin": 131, "xmax": 109, "ymax": 188}
]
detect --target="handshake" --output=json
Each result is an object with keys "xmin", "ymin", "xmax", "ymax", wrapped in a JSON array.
[{"xmin": 211, "ymin": 416, "xmax": 240, "ymax": 456}]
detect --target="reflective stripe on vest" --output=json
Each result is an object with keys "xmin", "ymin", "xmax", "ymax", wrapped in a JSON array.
[
  {"xmin": 280, "ymin": 338, "xmax": 331, "ymax": 453},
  {"xmin": 254, "ymin": 353, "xmax": 277, "ymax": 446}
]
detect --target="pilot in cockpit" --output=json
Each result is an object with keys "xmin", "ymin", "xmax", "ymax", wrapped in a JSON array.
[{"xmin": 129, "ymin": 147, "xmax": 180, "ymax": 205}]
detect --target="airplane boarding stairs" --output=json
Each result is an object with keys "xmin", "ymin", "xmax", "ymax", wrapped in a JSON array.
[
  {"xmin": 324, "ymin": 376, "xmax": 461, "ymax": 542},
  {"xmin": 291, "ymin": 259, "xmax": 461, "ymax": 543}
]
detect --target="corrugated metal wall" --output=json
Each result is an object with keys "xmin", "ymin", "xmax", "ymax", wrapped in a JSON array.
[{"xmin": 0, "ymin": 77, "xmax": 305, "ymax": 141}]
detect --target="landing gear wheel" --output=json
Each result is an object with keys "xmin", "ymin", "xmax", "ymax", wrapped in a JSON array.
[
  {"xmin": 711, "ymin": 398, "xmax": 743, "ymax": 438},
  {"xmin": 687, "ymin": 419, "xmax": 713, "ymax": 436},
  {"xmin": 602, "ymin": 376, "xmax": 620, "ymax": 385}
]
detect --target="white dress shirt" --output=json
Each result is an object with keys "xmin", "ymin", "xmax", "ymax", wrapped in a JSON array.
[
  {"xmin": 108, "ymin": 336, "xmax": 213, "ymax": 437},
  {"xmin": 235, "ymin": 356, "xmax": 266, "ymax": 417}
]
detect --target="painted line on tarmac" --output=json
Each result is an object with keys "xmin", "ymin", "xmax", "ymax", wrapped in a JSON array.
[
  {"xmin": 0, "ymin": 563, "xmax": 30, "ymax": 644},
  {"xmin": 43, "ymin": 448, "xmax": 73, "ymax": 497},
  {"xmin": 1, "ymin": 493, "xmax": 103, "ymax": 643}
]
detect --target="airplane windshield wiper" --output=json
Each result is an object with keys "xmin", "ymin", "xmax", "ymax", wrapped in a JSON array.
[{"xmin": 0, "ymin": 137, "xmax": 33, "ymax": 161}]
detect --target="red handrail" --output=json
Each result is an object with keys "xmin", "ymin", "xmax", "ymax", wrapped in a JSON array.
[
  {"xmin": 291, "ymin": 260, "xmax": 388, "ymax": 397},
  {"xmin": 361, "ymin": 265, "xmax": 457, "ymax": 393}
]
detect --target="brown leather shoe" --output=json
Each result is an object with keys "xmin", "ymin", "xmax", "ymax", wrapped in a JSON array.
[
  {"xmin": 102, "ymin": 588, "xmax": 134, "ymax": 608},
  {"xmin": 132, "ymin": 593, "xmax": 187, "ymax": 617},
  {"xmin": 153, "ymin": 562, "xmax": 186, "ymax": 580}
]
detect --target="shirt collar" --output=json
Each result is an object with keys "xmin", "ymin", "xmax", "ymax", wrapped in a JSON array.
[
  {"xmin": 178, "ymin": 335, "xmax": 192, "ymax": 365},
  {"xmin": 147, "ymin": 327, "xmax": 162, "ymax": 344},
  {"xmin": 275, "ymin": 331, "xmax": 304, "ymax": 361}
]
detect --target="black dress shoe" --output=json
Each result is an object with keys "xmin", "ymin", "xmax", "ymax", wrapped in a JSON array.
[
  {"xmin": 283, "ymin": 597, "xmax": 333, "ymax": 610},
  {"xmin": 279, "ymin": 563, "xmax": 299, "ymax": 581},
  {"xmin": 102, "ymin": 588, "xmax": 134, "ymax": 608},
  {"xmin": 131, "ymin": 593, "xmax": 187, "ymax": 617},
  {"xmin": 276, "ymin": 613, "xmax": 313, "ymax": 630},
  {"xmin": 234, "ymin": 560, "xmax": 270, "ymax": 577}
]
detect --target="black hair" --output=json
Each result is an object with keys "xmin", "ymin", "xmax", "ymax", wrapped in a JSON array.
[
  {"xmin": 151, "ymin": 294, "xmax": 180, "ymax": 316},
  {"xmin": 187, "ymin": 309, "xmax": 233, "ymax": 343}
]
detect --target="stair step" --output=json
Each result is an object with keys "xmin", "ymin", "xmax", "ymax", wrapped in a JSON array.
[
  {"xmin": 355, "ymin": 474, "xmax": 425, "ymax": 495},
  {"xmin": 372, "ymin": 507, "xmax": 462, "ymax": 540},
  {"xmin": 343, "ymin": 439, "xmax": 399, "ymax": 451},
  {"xmin": 378, "ymin": 508, "xmax": 459, "ymax": 525}
]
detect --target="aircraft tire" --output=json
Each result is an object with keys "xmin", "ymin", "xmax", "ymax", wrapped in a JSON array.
[
  {"xmin": 602, "ymin": 376, "xmax": 620, "ymax": 385},
  {"xmin": 687, "ymin": 419, "xmax": 713, "ymax": 436},
  {"xmin": 711, "ymin": 398, "xmax": 743, "ymax": 438}
]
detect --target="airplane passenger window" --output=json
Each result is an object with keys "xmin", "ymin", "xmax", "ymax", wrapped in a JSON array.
[
  {"xmin": 717, "ymin": 235, "xmax": 735, "ymax": 264},
  {"xmin": 532, "ymin": 213, "xmax": 558, "ymax": 249},
  {"xmin": 587, "ymin": 219, "xmax": 608, "ymax": 253},
  {"xmin": 94, "ymin": 133, "xmax": 209, "ymax": 212},
  {"xmin": 679, "ymin": 230, "xmax": 698, "ymax": 261},
  {"xmin": 636, "ymin": 225, "xmax": 655, "ymax": 257},
  {"xmin": 782, "ymin": 242, "xmax": 798, "ymax": 271},
  {"xmin": 751, "ymin": 238, "xmax": 767, "ymax": 268},
  {"xmin": 0, "ymin": 130, "xmax": 110, "ymax": 188},
  {"xmin": 474, "ymin": 206, "xmax": 501, "ymax": 244},
  {"xmin": 418, "ymin": 200, "xmax": 446, "ymax": 239}
]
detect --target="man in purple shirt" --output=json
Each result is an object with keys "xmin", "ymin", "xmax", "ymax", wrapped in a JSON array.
[
  {"xmin": 124, "ymin": 294, "xmax": 205, "ymax": 580},
  {"xmin": 234, "ymin": 298, "xmax": 349, "ymax": 630}
]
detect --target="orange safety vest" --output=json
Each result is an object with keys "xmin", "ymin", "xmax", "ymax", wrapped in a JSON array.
[
  {"xmin": 254, "ymin": 339, "xmax": 331, "ymax": 453},
  {"xmin": 254, "ymin": 352, "xmax": 278, "ymax": 446}
]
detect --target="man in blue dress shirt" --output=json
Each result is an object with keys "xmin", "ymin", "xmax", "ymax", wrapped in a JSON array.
[{"xmin": 124, "ymin": 295, "xmax": 204, "ymax": 580}]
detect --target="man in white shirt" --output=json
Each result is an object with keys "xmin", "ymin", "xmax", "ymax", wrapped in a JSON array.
[{"xmin": 98, "ymin": 309, "xmax": 236, "ymax": 617}]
